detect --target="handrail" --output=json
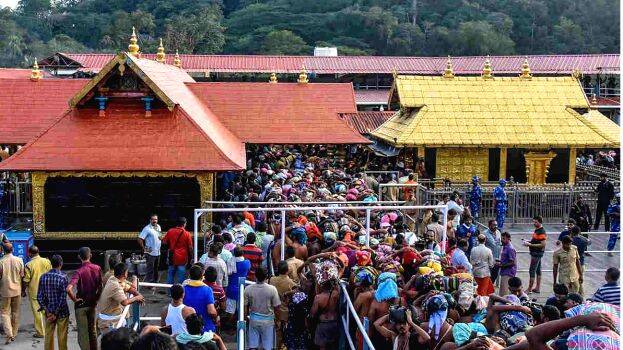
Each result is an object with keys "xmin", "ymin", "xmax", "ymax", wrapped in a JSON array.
[
  {"xmin": 340, "ymin": 281, "xmax": 375, "ymax": 350},
  {"xmin": 204, "ymin": 200, "xmax": 408, "ymax": 205},
  {"xmin": 237, "ymin": 278, "xmax": 257, "ymax": 350}
]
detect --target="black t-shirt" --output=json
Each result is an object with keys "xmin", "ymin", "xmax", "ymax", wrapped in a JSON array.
[{"xmin": 529, "ymin": 227, "xmax": 546, "ymax": 257}]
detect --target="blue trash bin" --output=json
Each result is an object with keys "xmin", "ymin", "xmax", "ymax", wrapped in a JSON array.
[{"xmin": 5, "ymin": 231, "xmax": 34, "ymax": 263}]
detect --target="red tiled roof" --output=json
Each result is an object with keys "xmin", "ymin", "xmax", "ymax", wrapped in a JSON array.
[
  {"xmin": 187, "ymin": 82, "xmax": 369, "ymax": 144},
  {"xmin": 129, "ymin": 57, "xmax": 246, "ymax": 169},
  {"xmin": 0, "ymin": 78, "xmax": 89, "ymax": 144},
  {"xmin": 0, "ymin": 68, "xmax": 52, "ymax": 79},
  {"xmin": 339, "ymin": 111, "xmax": 394, "ymax": 134},
  {"xmin": 60, "ymin": 53, "xmax": 620, "ymax": 75},
  {"xmin": 0, "ymin": 102, "xmax": 243, "ymax": 171},
  {"xmin": 355, "ymin": 90, "xmax": 390, "ymax": 105}
]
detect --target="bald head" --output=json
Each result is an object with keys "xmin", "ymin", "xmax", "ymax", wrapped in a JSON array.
[{"xmin": 28, "ymin": 245, "xmax": 39, "ymax": 257}]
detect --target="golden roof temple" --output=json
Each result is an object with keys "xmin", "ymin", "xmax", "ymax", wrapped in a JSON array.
[{"xmin": 372, "ymin": 57, "xmax": 620, "ymax": 184}]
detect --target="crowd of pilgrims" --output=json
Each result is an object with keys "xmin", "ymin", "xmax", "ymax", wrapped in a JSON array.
[
  {"xmin": 186, "ymin": 144, "xmax": 618, "ymax": 350},
  {"xmin": 31, "ymin": 144, "xmax": 616, "ymax": 350}
]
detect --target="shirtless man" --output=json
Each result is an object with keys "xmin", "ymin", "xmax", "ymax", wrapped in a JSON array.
[
  {"xmin": 310, "ymin": 280, "xmax": 340, "ymax": 350},
  {"xmin": 354, "ymin": 277, "xmax": 375, "ymax": 319}
]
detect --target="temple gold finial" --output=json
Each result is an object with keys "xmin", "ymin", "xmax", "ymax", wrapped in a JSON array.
[
  {"xmin": 30, "ymin": 58, "xmax": 42, "ymax": 81},
  {"xmin": 297, "ymin": 66, "xmax": 308, "ymax": 84},
  {"xmin": 442, "ymin": 55, "xmax": 454, "ymax": 79},
  {"xmin": 519, "ymin": 58, "xmax": 532, "ymax": 79},
  {"xmin": 571, "ymin": 69, "xmax": 582, "ymax": 80},
  {"xmin": 156, "ymin": 38, "xmax": 166, "ymax": 63},
  {"xmin": 128, "ymin": 27, "xmax": 140, "ymax": 57},
  {"xmin": 173, "ymin": 50, "xmax": 181, "ymax": 68},
  {"xmin": 591, "ymin": 93, "xmax": 598, "ymax": 104},
  {"xmin": 392, "ymin": 68, "xmax": 398, "ymax": 79},
  {"xmin": 482, "ymin": 55, "xmax": 493, "ymax": 79},
  {"xmin": 269, "ymin": 72, "xmax": 278, "ymax": 83}
]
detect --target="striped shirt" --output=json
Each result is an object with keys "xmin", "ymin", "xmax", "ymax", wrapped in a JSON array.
[
  {"xmin": 242, "ymin": 244, "xmax": 263, "ymax": 281},
  {"xmin": 592, "ymin": 282, "xmax": 620, "ymax": 306}
]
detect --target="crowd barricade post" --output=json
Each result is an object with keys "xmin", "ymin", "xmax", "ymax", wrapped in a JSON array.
[
  {"xmin": 280, "ymin": 210, "xmax": 286, "ymax": 260},
  {"xmin": 236, "ymin": 277, "xmax": 257, "ymax": 350},
  {"xmin": 194, "ymin": 204, "xmax": 448, "ymax": 255},
  {"xmin": 365, "ymin": 208, "xmax": 371, "ymax": 247},
  {"xmin": 339, "ymin": 281, "xmax": 375, "ymax": 350}
]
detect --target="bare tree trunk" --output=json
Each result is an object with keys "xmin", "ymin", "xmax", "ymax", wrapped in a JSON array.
[{"xmin": 412, "ymin": 0, "xmax": 418, "ymax": 26}]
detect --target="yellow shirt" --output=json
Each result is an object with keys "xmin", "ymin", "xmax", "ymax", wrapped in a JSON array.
[
  {"xmin": 553, "ymin": 246, "xmax": 580, "ymax": 284},
  {"xmin": 23, "ymin": 256, "xmax": 51, "ymax": 299}
]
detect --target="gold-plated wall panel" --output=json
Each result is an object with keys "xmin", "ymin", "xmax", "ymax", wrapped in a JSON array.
[{"xmin": 436, "ymin": 148, "xmax": 489, "ymax": 182}]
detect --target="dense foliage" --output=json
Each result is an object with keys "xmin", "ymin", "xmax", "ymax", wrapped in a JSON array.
[{"xmin": 0, "ymin": 0, "xmax": 619, "ymax": 67}]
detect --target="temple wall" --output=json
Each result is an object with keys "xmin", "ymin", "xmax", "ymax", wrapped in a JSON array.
[{"xmin": 435, "ymin": 148, "xmax": 489, "ymax": 182}]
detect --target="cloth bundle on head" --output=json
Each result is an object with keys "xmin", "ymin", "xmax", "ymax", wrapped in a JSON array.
[
  {"xmin": 353, "ymin": 267, "xmax": 377, "ymax": 286},
  {"xmin": 323, "ymin": 231, "xmax": 337, "ymax": 242},
  {"xmin": 292, "ymin": 291, "xmax": 307, "ymax": 305},
  {"xmin": 567, "ymin": 329, "xmax": 619, "ymax": 350},
  {"xmin": 426, "ymin": 294, "xmax": 449, "ymax": 341},
  {"xmin": 564, "ymin": 302, "xmax": 620, "ymax": 333},
  {"xmin": 457, "ymin": 279, "xmax": 476, "ymax": 311},
  {"xmin": 355, "ymin": 250, "xmax": 372, "ymax": 266},
  {"xmin": 380, "ymin": 260, "xmax": 403, "ymax": 275},
  {"xmin": 291, "ymin": 227, "xmax": 308, "ymax": 245},
  {"xmin": 499, "ymin": 295, "xmax": 533, "ymax": 335},
  {"xmin": 375, "ymin": 272, "xmax": 398, "ymax": 302},
  {"xmin": 452, "ymin": 323, "xmax": 488, "ymax": 346},
  {"xmin": 314, "ymin": 260, "xmax": 339, "ymax": 285},
  {"xmin": 375, "ymin": 244, "xmax": 394, "ymax": 263}
]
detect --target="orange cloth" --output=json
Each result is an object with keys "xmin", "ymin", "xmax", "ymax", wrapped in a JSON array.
[
  {"xmin": 243, "ymin": 211, "xmax": 256, "ymax": 228},
  {"xmin": 475, "ymin": 276, "xmax": 494, "ymax": 296}
]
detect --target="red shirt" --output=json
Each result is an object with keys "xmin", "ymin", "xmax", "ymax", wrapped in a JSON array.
[
  {"xmin": 242, "ymin": 244, "xmax": 263, "ymax": 281},
  {"xmin": 69, "ymin": 261, "xmax": 102, "ymax": 308},
  {"xmin": 162, "ymin": 227, "xmax": 192, "ymax": 266},
  {"xmin": 205, "ymin": 281, "xmax": 225, "ymax": 311}
]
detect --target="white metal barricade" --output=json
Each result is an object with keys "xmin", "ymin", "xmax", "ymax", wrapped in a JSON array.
[
  {"xmin": 237, "ymin": 278, "xmax": 257, "ymax": 350},
  {"xmin": 194, "ymin": 204, "xmax": 449, "ymax": 262},
  {"xmin": 340, "ymin": 281, "xmax": 375, "ymax": 350}
]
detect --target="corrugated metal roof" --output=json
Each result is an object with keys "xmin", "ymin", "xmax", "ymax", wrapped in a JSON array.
[
  {"xmin": 58, "ymin": 53, "xmax": 620, "ymax": 75},
  {"xmin": 339, "ymin": 111, "xmax": 394, "ymax": 134},
  {"xmin": 354, "ymin": 90, "xmax": 390, "ymax": 105}
]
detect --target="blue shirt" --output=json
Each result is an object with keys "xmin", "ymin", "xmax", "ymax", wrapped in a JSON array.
[
  {"xmin": 37, "ymin": 269, "xmax": 69, "ymax": 319},
  {"xmin": 183, "ymin": 282, "xmax": 216, "ymax": 332},
  {"xmin": 226, "ymin": 259, "xmax": 251, "ymax": 299},
  {"xmin": 608, "ymin": 203, "xmax": 620, "ymax": 232},
  {"xmin": 451, "ymin": 249, "xmax": 472, "ymax": 273}
]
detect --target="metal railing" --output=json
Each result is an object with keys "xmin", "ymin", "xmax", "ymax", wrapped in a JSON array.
[
  {"xmin": 576, "ymin": 164, "xmax": 619, "ymax": 183},
  {"xmin": 414, "ymin": 185, "xmax": 604, "ymax": 226},
  {"xmin": 583, "ymin": 86, "xmax": 621, "ymax": 97},
  {"xmin": 1, "ymin": 178, "xmax": 32, "ymax": 215},
  {"xmin": 194, "ymin": 204, "xmax": 449, "ymax": 261},
  {"xmin": 340, "ymin": 281, "xmax": 374, "ymax": 350},
  {"xmin": 237, "ymin": 277, "xmax": 257, "ymax": 350}
]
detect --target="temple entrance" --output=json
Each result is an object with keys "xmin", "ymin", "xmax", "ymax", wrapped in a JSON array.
[
  {"xmin": 45, "ymin": 177, "xmax": 200, "ymax": 232},
  {"xmin": 506, "ymin": 148, "xmax": 527, "ymax": 183}
]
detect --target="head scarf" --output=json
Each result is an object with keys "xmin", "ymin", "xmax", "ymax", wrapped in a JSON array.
[
  {"xmin": 452, "ymin": 323, "xmax": 488, "ymax": 346},
  {"xmin": 314, "ymin": 260, "xmax": 338, "ymax": 285},
  {"xmin": 499, "ymin": 294, "xmax": 532, "ymax": 335},
  {"xmin": 354, "ymin": 268, "xmax": 376, "ymax": 286},
  {"xmin": 323, "ymin": 231, "xmax": 337, "ymax": 242},
  {"xmin": 291, "ymin": 227, "xmax": 308, "ymax": 245},
  {"xmin": 426, "ymin": 294, "xmax": 449, "ymax": 341},
  {"xmin": 457, "ymin": 280, "xmax": 476, "ymax": 311},
  {"xmin": 375, "ymin": 272, "xmax": 398, "ymax": 302},
  {"xmin": 355, "ymin": 250, "xmax": 372, "ymax": 266}
]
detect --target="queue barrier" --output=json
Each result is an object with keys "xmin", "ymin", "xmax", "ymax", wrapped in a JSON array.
[
  {"xmin": 340, "ymin": 281, "xmax": 375, "ymax": 350},
  {"xmin": 237, "ymin": 277, "xmax": 258, "ymax": 350},
  {"xmin": 193, "ymin": 204, "xmax": 449, "ymax": 263}
]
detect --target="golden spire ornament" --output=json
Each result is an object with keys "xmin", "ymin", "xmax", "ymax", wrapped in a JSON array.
[
  {"xmin": 128, "ymin": 27, "xmax": 140, "ymax": 57},
  {"xmin": 269, "ymin": 72, "xmax": 278, "ymax": 83},
  {"xmin": 482, "ymin": 55, "xmax": 493, "ymax": 79},
  {"xmin": 591, "ymin": 93, "xmax": 598, "ymax": 104},
  {"xmin": 519, "ymin": 58, "xmax": 532, "ymax": 79},
  {"xmin": 297, "ymin": 66, "xmax": 308, "ymax": 84},
  {"xmin": 156, "ymin": 38, "xmax": 166, "ymax": 63},
  {"xmin": 173, "ymin": 50, "xmax": 182, "ymax": 68},
  {"xmin": 30, "ymin": 58, "xmax": 42, "ymax": 81},
  {"xmin": 571, "ymin": 69, "xmax": 582, "ymax": 80},
  {"xmin": 442, "ymin": 55, "xmax": 454, "ymax": 79},
  {"xmin": 391, "ymin": 68, "xmax": 398, "ymax": 79}
]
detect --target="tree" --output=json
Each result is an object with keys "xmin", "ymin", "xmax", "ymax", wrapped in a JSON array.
[
  {"xmin": 451, "ymin": 20, "xmax": 515, "ymax": 55},
  {"xmin": 261, "ymin": 30, "xmax": 310, "ymax": 55},
  {"xmin": 163, "ymin": 5, "xmax": 225, "ymax": 53}
]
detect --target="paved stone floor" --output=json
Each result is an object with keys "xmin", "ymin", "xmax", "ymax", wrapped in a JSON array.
[{"xmin": 6, "ymin": 224, "xmax": 620, "ymax": 349}]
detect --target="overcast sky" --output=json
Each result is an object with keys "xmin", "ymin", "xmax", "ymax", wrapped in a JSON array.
[{"xmin": 0, "ymin": 0, "xmax": 18, "ymax": 9}]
